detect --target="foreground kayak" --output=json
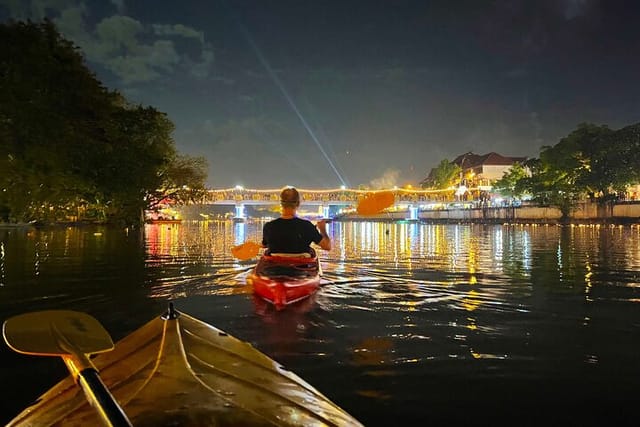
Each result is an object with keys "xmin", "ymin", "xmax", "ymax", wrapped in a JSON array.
[
  {"xmin": 247, "ymin": 252, "xmax": 322, "ymax": 309},
  {"xmin": 3, "ymin": 304, "xmax": 362, "ymax": 426}
]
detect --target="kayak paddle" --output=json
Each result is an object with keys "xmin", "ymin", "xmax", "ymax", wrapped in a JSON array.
[
  {"xmin": 355, "ymin": 190, "xmax": 395, "ymax": 215},
  {"xmin": 231, "ymin": 241, "xmax": 263, "ymax": 261},
  {"xmin": 3, "ymin": 310, "xmax": 133, "ymax": 427}
]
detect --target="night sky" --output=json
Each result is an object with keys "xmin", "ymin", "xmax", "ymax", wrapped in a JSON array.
[{"xmin": 2, "ymin": 0, "xmax": 639, "ymax": 189}]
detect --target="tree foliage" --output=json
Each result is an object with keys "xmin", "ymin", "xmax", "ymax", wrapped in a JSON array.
[
  {"xmin": 146, "ymin": 154, "xmax": 209, "ymax": 210},
  {"xmin": 509, "ymin": 123, "xmax": 640, "ymax": 218},
  {"xmin": 492, "ymin": 162, "xmax": 530, "ymax": 199},
  {"xmin": 0, "ymin": 20, "xmax": 207, "ymax": 225},
  {"xmin": 583, "ymin": 122, "xmax": 640, "ymax": 197},
  {"xmin": 422, "ymin": 159, "xmax": 461, "ymax": 190}
]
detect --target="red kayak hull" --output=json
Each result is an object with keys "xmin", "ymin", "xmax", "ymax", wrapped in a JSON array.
[{"xmin": 247, "ymin": 253, "xmax": 321, "ymax": 309}]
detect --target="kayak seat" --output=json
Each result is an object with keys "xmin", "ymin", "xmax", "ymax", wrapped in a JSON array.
[{"xmin": 270, "ymin": 252, "xmax": 312, "ymax": 258}]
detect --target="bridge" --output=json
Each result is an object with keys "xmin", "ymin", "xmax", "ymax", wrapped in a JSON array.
[
  {"xmin": 202, "ymin": 186, "xmax": 459, "ymax": 205},
  {"xmin": 198, "ymin": 186, "xmax": 477, "ymax": 220}
]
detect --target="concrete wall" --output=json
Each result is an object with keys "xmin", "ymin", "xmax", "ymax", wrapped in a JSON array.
[
  {"xmin": 613, "ymin": 203, "xmax": 640, "ymax": 217},
  {"xmin": 515, "ymin": 206, "xmax": 562, "ymax": 220},
  {"xmin": 414, "ymin": 202, "xmax": 640, "ymax": 223}
]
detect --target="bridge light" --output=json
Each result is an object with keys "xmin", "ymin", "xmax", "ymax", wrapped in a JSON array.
[
  {"xmin": 340, "ymin": 185, "xmax": 346, "ymax": 190},
  {"xmin": 235, "ymin": 185, "xmax": 244, "ymax": 190}
]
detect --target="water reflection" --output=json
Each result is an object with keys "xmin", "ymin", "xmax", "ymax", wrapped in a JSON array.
[{"xmin": 1, "ymin": 221, "xmax": 640, "ymax": 425}]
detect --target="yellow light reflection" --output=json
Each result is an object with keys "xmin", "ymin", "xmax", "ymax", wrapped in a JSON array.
[
  {"xmin": 352, "ymin": 337, "xmax": 394, "ymax": 367},
  {"xmin": 584, "ymin": 257, "xmax": 593, "ymax": 302},
  {"xmin": 462, "ymin": 289, "xmax": 481, "ymax": 312}
]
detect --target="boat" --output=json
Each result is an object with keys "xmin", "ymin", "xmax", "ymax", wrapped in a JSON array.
[
  {"xmin": 2, "ymin": 303, "xmax": 363, "ymax": 426},
  {"xmin": 247, "ymin": 250, "xmax": 322, "ymax": 309}
]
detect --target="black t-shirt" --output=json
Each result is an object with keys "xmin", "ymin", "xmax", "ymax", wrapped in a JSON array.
[{"xmin": 262, "ymin": 217, "xmax": 323, "ymax": 254}]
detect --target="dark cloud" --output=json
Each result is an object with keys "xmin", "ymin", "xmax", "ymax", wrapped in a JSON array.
[
  {"xmin": 1, "ymin": 0, "xmax": 213, "ymax": 84},
  {"xmin": 2, "ymin": 0, "xmax": 639, "ymax": 188}
]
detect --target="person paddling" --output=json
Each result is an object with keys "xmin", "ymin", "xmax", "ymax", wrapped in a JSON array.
[{"xmin": 261, "ymin": 187, "xmax": 331, "ymax": 256}]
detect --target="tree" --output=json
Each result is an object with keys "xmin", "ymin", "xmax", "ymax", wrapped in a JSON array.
[
  {"xmin": 95, "ymin": 104, "xmax": 178, "ymax": 223},
  {"xmin": 522, "ymin": 146, "xmax": 586, "ymax": 219},
  {"xmin": 492, "ymin": 162, "xmax": 530, "ymax": 199},
  {"xmin": 0, "ymin": 19, "xmax": 114, "ymax": 222},
  {"xmin": 516, "ymin": 123, "xmax": 615, "ymax": 218},
  {"xmin": 0, "ymin": 20, "xmax": 208, "ymax": 225},
  {"xmin": 146, "ymin": 154, "xmax": 209, "ymax": 212},
  {"xmin": 565, "ymin": 123, "xmax": 616, "ymax": 200},
  {"xmin": 585, "ymin": 123, "xmax": 640, "ymax": 199},
  {"xmin": 421, "ymin": 159, "xmax": 461, "ymax": 190}
]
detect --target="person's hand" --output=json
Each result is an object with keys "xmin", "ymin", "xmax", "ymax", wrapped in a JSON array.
[
  {"xmin": 315, "ymin": 219, "xmax": 332, "ymax": 250},
  {"xmin": 316, "ymin": 219, "xmax": 328, "ymax": 234}
]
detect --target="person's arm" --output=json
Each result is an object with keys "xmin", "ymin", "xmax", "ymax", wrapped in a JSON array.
[{"xmin": 315, "ymin": 219, "xmax": 331, "ymax": 250}]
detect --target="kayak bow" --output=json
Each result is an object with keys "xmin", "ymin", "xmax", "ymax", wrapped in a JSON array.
[{"xmin": 3, "ymin": 304, "xmax": 362, "ymax": 426}]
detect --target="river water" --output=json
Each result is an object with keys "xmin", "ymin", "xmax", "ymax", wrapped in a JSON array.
[{"xmin": 1, "ymin": 220, "xmax": 639, "ymax": 426}]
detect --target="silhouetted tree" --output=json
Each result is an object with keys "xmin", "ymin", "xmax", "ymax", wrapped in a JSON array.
[{"xmin": 0, "ymin": 20, "xmax": 207, "ymax": 225}]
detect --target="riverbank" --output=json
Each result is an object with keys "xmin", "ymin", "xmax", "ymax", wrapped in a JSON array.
[
  {"xmin": 339, "ymin": 201, "xmax": 640, "ymax": 224},
  {"xmin": 0, "ymin": 222, "xmax": 37, "ymax": 229},
  {"xmin": 5, "ymin": 202, "xmax": 640, "ymax": 226}
]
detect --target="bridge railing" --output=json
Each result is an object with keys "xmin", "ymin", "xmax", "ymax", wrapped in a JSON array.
[{"xmin": 201, "ymin": 187, "xmax": 471, "ymax": 205}]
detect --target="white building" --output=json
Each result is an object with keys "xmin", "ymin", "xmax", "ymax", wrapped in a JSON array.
[{"xmin": 452, "ymin": 151, "xmax": 527, "ymax": 188}]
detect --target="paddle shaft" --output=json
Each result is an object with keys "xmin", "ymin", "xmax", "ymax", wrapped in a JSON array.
[
  {"xmin": 77, "ymin": 367, "xmax": 132, "ymax": 427},
  {"xmin": 62, "ymin": 350, "xmax": 132, "ymax": 426}
]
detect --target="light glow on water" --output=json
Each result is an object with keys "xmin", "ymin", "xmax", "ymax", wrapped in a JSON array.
[{"xmin": 1, "ymin": 221, "xmax": 640, "ymax": 425}]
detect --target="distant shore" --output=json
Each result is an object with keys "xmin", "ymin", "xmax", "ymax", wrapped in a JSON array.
[
  {"xmin": 0, "ymin": 222, "xmax": 36, "ymax": 228},
  {"xmin": 338, "ymin": 201, "xmax": 640, "ymax": 225},
  {"xmin": 333, "ymin": 216, "xmax": 640, "ymax": 225},
  {"xmin": 4, "ymin": 201, "xmax": 639, "ymax": 227}
]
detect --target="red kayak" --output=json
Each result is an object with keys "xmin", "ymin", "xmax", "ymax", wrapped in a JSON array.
[{"xmin": 247, "ymin": 250, "xmax": 321, "ymax": 309}]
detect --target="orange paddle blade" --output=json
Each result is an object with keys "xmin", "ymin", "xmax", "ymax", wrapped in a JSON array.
[
  {"xmin": 231, "ymin": 241, "xmax": 262, "ymax": 260},
  {"xmin": 356, "ymin": 190, "xmax": 395, "ymax": 215}
]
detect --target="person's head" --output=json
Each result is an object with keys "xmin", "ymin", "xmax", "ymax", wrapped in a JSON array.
[{"xmin": 280, "ymin": 187, "xmax": 300, "ymax": 209}]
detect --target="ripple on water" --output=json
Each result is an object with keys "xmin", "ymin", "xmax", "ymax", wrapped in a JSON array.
[{"xmin": 3, "ymin": 222, "xmax": 640, "ymax": 426}]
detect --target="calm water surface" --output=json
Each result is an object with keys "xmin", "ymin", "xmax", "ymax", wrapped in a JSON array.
[{"xmin": 1, "ymin": 221, "xmax": 639, "ymax": 426}]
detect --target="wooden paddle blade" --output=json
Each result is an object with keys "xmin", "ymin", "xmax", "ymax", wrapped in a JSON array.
[
  {"xmin": 231, "ymin": 241, "xmax": 262, "ymax": 260},
  {"xmin": 356, "ymin": 190, "xmax": 395, "ymax": 215},
  {"xmin": 3, "ymin": 310, "xmax": 114, "ymax": 356}
]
